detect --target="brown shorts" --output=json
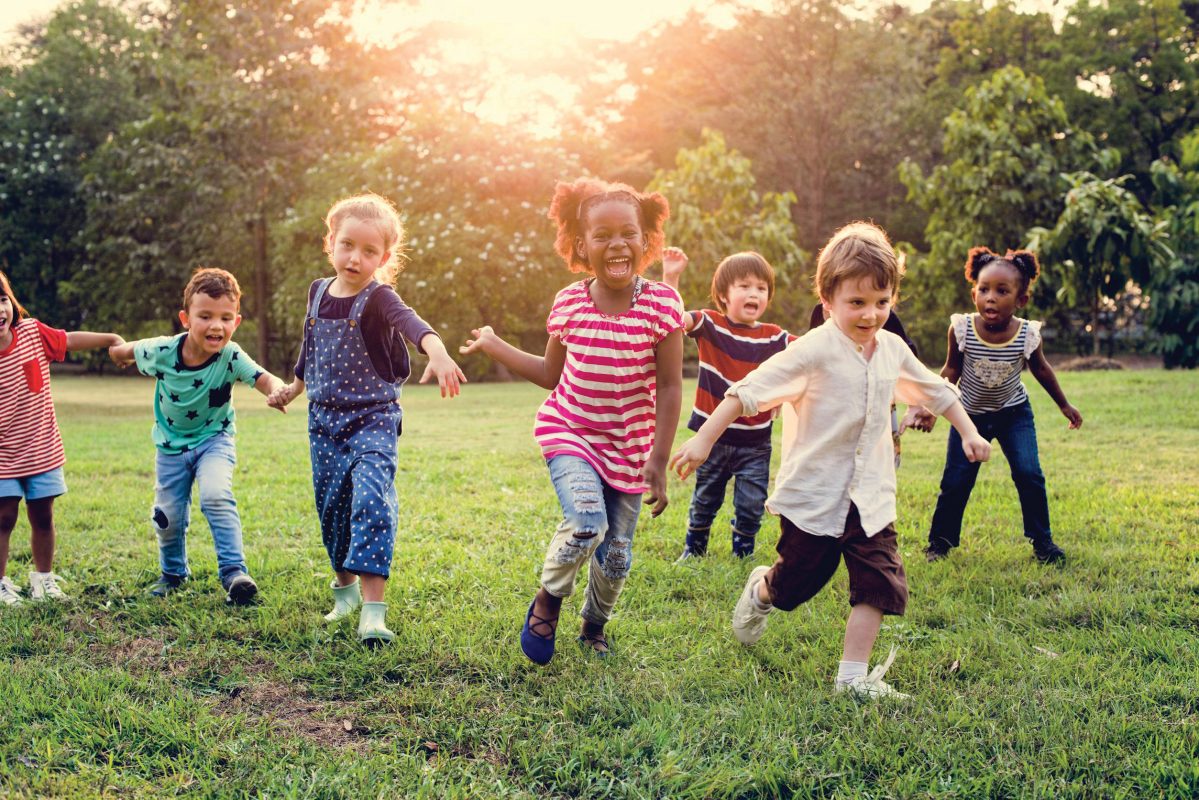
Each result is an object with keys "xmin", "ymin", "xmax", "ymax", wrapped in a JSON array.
[{"xmin": 763, "ymin": 503, "xmax": 908, "ymax": 615}]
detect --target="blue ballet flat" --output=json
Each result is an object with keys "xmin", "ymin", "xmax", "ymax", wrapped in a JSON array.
[{"xmin": 520, "ymin": 599, "xmax": 556, "ymax": 665}]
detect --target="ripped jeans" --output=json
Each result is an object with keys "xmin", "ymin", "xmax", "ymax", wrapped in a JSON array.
[
  {"xmin": 541, "ymin": 455, "xmax": 642, "ymax": 626},
  {"xmin": 151, "ymin": 433, "xmax": 246, "ymax": 582}
]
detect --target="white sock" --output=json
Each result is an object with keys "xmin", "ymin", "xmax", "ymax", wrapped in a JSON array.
[
  {"xmin": 751, "ymin": 581, "xmax": 772, "ymax": 612},
  {"xmin": 836, "ymin": 660, "xmax": 868, "ymax": 685},
  {"xmin": 31, "ymin": 571, "xmax": 51, "ymax": 579}
]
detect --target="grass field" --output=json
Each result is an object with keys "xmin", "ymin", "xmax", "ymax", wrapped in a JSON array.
[{"xmin": 1, "ymin": 370, "xmax": 1197, "ymax": 798}]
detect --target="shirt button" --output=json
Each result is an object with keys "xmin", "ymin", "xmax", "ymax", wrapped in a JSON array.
[{"xmin": 856, "ymin": 449, "xmax": 862, "ymax": 455}]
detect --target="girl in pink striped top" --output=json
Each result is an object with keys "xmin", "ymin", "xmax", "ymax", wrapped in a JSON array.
[{"xmin": 460, "ymin": 178, "xmax": 684, "ymax": 664}]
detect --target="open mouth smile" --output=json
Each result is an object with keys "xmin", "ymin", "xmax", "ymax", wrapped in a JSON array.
[{"xmin": 605, "ymin": 257, "xmax": 631, "ymax": 277}]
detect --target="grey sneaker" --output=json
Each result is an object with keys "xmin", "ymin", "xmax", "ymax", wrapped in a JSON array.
[
  {"xmin": 731, "ymin": 565, "xmax": 772, "ymax": 645},
  {"xmin": 28, "ymin": 571, "xmax": 68, "ymax": 602},
  {"xmin": 0, "ymin": 576, "xmax": 22, "ymax": 606},
  {"xmin": 222, "ymin": 572, "xmax": 258, "ymax": 606},
  {"xmin": 148, "ymin": 573, "xmax": 186, "ymax": 598},
  {"xmin": 835, "ymin": 646, "xmax": 910, "ymax": 699}
]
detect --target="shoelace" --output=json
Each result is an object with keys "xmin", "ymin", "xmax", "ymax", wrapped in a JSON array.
[
  {"xmin": 0, "ymin": 576, "xmax": 20, "ymax": 595},
  {"xmin": 39, "ymin": 574, "xmax": 63, "ymax": 595},
  {"xmin": 858, "ymin": 645, "xmax": 899, "ymax": 691}
]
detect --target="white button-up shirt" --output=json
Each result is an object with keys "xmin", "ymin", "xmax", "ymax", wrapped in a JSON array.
[{"xmin": 727, "ymin": 323, "xmax": 960, "ymax": 537}]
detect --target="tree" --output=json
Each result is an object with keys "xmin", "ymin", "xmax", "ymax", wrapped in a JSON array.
[
  {"xmin": 646, "ymin": 129, "xmax": 808, "ymax": 323},
  {"xmin": 1027, "ymin": 172, "xmax": 1171, "ymax": 356},
  {"xmin": 1143, "ymin": 132, "xmax": 1199, "ymax": 368},
  {"xmin": 899, "ymin": 66, "xmax": 1104, "ymax": 355}
]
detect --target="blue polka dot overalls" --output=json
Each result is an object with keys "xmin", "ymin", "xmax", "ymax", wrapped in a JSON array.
[{"xmin": 305, "ymin": 278, "xmax": 403, "ymax": 578}]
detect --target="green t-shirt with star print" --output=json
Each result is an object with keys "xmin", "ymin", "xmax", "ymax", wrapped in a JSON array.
[{"xmin": 133, "ymin": 334, "xmax": 264, "ymax": 454}]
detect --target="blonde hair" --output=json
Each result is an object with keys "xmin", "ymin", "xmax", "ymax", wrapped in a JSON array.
[
  {"xmin": 324, "ymin": 193, "xmax": 405, "ymax": 284},
  {"xmin": 815, "ymin": 222, "xmax": 903, "ymax": 302}
]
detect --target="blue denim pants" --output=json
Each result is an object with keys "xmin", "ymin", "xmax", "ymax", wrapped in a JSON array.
[
  {"xmin": 540, "ymin": 455, "xmax": 642, "ymax": 626},
  {"xmin": 151, "ymin": 433, "xmax": 246, "ymax": 581},
  {"xmin": 685, "ymin": 441, "xmax": 771, "ymax": 556},
  {"xmin": 927, "ymin": 400, "xmax": 1052, "ymax": 549}
]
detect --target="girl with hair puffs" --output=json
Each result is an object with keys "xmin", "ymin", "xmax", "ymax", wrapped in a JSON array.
[
  {"xmin": 921, "ymin": 247, "xmax": 1082, "ymax": 564},
  {"xmin": 460, "ymin": 178, "xmax": 684, "ymax": 664}
]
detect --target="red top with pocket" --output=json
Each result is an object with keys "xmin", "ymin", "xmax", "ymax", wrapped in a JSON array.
[{"xmin": 0, "ymin": 320, "xmax": 68, "ymax": 479}]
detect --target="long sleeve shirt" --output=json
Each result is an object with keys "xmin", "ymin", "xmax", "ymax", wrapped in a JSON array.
[{"xmin": 726, "ymin": 323, "xmax": 960, "ymax": 537}]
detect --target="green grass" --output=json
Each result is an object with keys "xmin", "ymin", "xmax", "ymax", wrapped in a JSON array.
[{"xmin": 1, "ymin": 369, "xmax": 1197, "ymax": 798}]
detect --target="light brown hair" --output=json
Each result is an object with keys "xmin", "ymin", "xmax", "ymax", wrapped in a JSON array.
[{"xmin": 815, "ymin": 222, "xmax": 903, "ymax": 302}]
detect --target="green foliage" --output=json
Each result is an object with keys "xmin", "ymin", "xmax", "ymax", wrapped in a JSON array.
[
  {"xmin": 1028, "ymin": 172, "xmax": 1171, "ymax": 355},
  {"xmin": 270, "ymin": 109, "xmax": 582, "ymax": 381},
  {"xmin": 1144, "ymin": 135, "xmax": 1199, "ymax": 367},
  {"xmin": 899, "ymin": 66, "xmax": 1104, "ymax": 356},
  {"xmin": 1, "ymin": 373, "xmax": 1197, "ymax": 796},
  {"xmin": 647, "ymin": 130, "xmax": 809, "ymax": 325}
]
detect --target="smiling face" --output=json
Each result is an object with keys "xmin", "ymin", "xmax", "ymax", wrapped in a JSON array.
[
  {"xmin": 972, "ymin": 260, "xmax": 1028, "ymax": 329},
  {"xmin": 179, "ymin": 292, "xmax": 241, "ymax": 359},
  {"xmin": 822, "ymin": 275, "xmax": 895, "ymax": 348},
  {"xmin": 0, "ymin": 294, "xmax": 12, "ymax": 347},
  {"xmin": 330, "ymin": 216, "xmax": 392, "ymax": 293},
  {"xmin": 721, "ymin": 276, "xmax": 771, "ymax": 325},
  {"xmin": 579, "ymin": 199, "xmax": 646, "ymax": 293}
]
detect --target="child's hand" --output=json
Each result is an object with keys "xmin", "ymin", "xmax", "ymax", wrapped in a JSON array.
[
  {"xmin": 268, "ymin": 382, "xmax": 295, "ymax": 410},
  {"xmin": 1060, "ymin": 404, "xmax": 1083, "ymax": 429},
  {"xmin": 644, "ymin": 463, "xmax": 670, "ymax": 517},
  {"xmin": 109, "ymin": 342, "xmax": 134, "ymax": 368},
  {"xmin": 898, "ymin": 406, "xmax": 937, "ymax": 434},
  {"xmin": 669, "ymin": 435, "xmax": 714, "ymax": 480},
  {"xmin": 661, "ymin": 247, "xmax": 689, "ymax": 287},
  {"xmin": 960, "ymin": 433, "xmax": 991, "ymax": 463},
  {"xmin": 459, "ymin": 326, "xmax": 498, "ymax": 356},
  {"xmin": 419, "ymin": 353, "xmax": 467, "ymax": 398}
]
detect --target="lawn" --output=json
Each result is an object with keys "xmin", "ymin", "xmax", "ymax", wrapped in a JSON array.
[{"xmin": 1, "ymin": 369, "xmax": 1197, "ymax": 798}]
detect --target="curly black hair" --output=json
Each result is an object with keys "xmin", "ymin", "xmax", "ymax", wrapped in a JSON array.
[{"xmin": 964, "ymin": 246, "xmax": 1040, "ymax": 292}]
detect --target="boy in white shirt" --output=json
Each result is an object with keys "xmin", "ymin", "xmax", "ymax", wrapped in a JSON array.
[{"xmin": 670, "ymin": 222, "xmax": 991, "ymax": 698}]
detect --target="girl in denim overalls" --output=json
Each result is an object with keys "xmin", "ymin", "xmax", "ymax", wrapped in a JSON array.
[{"xmin": 272, "ymin": 194, "xmax": 465, "ymax": 645}]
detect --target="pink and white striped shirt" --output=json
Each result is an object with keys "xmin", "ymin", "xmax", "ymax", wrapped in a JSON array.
[
  {"xmin": 535, "ymin": 278, "xmax": 684, "ymax": 494},
  {"xmin": 0, "ymin": 320, "xmax": 68, "ymax": 479}
]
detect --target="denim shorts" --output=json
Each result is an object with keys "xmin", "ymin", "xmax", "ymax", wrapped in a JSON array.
[{"xmin": 0, "ymin": 466, "xmax": 67, "ymax": 501}]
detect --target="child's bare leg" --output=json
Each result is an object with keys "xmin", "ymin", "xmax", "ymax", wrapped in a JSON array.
[
  {"xmin": 0, "ymin": 498, "xmax": 19, "ymax": 577},
  {"xmin": 27, "ymin": 497, "xmax": 56, "ymax": 573},
  {"xmin": 531, "ymin": 586, "xmax": 562, "ymax": 637},
  {"xmin": 842, "ymin": 603, "xmax": 883, "ymax": 663},
  {"xmin": 359, "ymin": 573, "xmax": 386, "ymax": 603},
  {"xmin": 334, "ymin": 569, "xmax": 358, "ymax": 589}
]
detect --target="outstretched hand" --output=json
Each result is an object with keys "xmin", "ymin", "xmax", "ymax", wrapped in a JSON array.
[
  {"xmin": 661, "ymin": 247, "xmax": 689, "ymax": 288},
  {"xmin": 459, "ymin": 325, "xmax": 497, "ymax": 357},
  {"xmin": 669, "ymin": 435, "xmax": 713, "ymax": 481},
  {"xmin": 419, "ymin": 353, "xmax": 467, "ymax": 398}
]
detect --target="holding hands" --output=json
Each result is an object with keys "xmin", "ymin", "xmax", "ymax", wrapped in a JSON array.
[{"xmin": 899, "ymin": 405, "xmax": 938, "ymax": 434}]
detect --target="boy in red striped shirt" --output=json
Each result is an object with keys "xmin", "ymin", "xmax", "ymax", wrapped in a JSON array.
[{"xmin": 662, "ymin": 249, "xmax": 795, "ymax": 561}]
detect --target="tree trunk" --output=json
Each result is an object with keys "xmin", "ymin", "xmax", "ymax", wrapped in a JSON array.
[
  {"xmin": 255, "ymin": 210, "xmax": 270, "ymax": 371},
  {"xmin": 1091, "ymin": 290, "xmax": 1101, "ymax": 357}
]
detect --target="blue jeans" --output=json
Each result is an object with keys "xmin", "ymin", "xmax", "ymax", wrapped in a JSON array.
[
  {"xmin": 151, "ymin": 433, "xmax": 246, "ymax": 581},
  {"xmin": 927, "ymin": 400, "xmax": 1052, "ymax": 548},
  {"xmin": 540, "ymin": 455, "xmax": 642, "ymax": 625},
  {"xmin": 686, "ymin": 441, "xmax": 772, "ymax": 556}
]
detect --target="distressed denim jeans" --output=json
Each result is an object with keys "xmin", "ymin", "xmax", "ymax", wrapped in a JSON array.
[
  {"xmin": 685, "ymin": 441, "xmax": 772, "ymax": 556},
  {"xmin": 540, "ymin": 455, "xmax": 642, "ymax": 625},
  {"xmin": 151, "ymin": 433, "xmax": 247, "ymax": 581}
]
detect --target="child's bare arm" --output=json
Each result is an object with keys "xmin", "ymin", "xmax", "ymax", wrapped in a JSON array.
[
  {"xmin": 459, "ymin": 325, "xmax": 565, "ymax": 390},
  {"xmin": 254, "ymin": 371, "xmax": 288, "ymax": 413},
  {"xmin": 645, "ymin": 329, "xmax": 684, "ymax": 517},
  {"xmin": 1027, "ymin": 345, "xmax": 1082, "ymax": 429},
  {"xmin": 109, "ymin": 341, "xmax": 136, "ymax": 367},
  {"xmin": 671, "ymin": 396, "xmax": 744, "ymax": 480},
  {"xmin": 67, "ymin": 331, "xmax": 124, "ymax": 352},
  {"xmin": 941, "ymin": 326, "xmax": 964, "ymax": 384},
  {"xmin": 940, "ymin": 401, "xmax": 991, "ymax": 462},
  {"xmin": 417, "ymin": 333, "xmax": 467, "ymax": 398},
  {"xmin": 660, "ymin": 247, "xmax": 701, "ymax": 333}
]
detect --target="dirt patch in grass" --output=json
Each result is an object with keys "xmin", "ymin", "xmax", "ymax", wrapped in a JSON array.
[{"xmin": 222, "ymin": 679, "xmax": 373, "ymax": 752}]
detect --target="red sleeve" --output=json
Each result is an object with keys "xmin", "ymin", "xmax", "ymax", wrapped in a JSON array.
[{"xmin": 34, "ymin": 320, "xmax": 68, "ymax": 362}]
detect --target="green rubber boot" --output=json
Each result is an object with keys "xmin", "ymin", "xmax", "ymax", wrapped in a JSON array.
[
  {"xmin": 357, "ymin": 601, "xmax": 395, "ymax": 646},
  {"xmin": 324, "ymin": 579, "xmax": 362, "ymax": 622}
]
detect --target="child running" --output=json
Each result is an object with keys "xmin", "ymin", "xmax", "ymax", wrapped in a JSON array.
[
  {"xmin": 0, "ymin": 270, "xmax": 124, "ymax": 606},
  {"xmin": 270, "ymin": 193, "xmax": 465, "ymax": 646},
  {"xmin": 922, "ymin": 247, "xmax": 1082, "ymax": 564},
  {"xmin": 459, "ymin": 178, "xmax": 684, "ymax": 664},
  {"xmin": 671, "ymin": 222, "xmax": 991, "ymax": 698},
  {"xmin": 661, "ymin": 247, "xmax": 794, "ymax": 561},
  {"xmin": 111, "ymin": 268, "xmax": 286, "ymax": 605}
]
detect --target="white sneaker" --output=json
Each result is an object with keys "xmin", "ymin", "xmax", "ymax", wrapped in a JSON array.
[
  {"xmin": 0, "ymin": 576, "xmax": 22, "ymax": 606},
  {"xmin": 28, "ymin": 571, "xmax": 68, "ymax": 602},
  {"xmin": 731, "ymin": 565, "xmax": 772, "ymax": 645},
  {"xmin": 835, "ymin": 646, "xmax": 910, "ymax": 699}
]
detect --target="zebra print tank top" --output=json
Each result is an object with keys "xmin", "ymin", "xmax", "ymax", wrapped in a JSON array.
[{"xmin": 951, "ymin": 313, "xmax": 1042, "ymax": 414}]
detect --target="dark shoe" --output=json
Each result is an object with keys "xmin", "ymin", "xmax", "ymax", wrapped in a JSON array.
[
  {"xmin": 732, "ymin": 546, "xmax": 755, "ymax": 559},
  {"xmin": 732, "ymin": 532, "xmax": 756, "ymax": 558},
  {"xmin": 520, "ymin": 600, "xmax": 556, "ymax": 665},
  {"xmin": 148, "ymin": 573, "xmax": 186, "ymax": 598},
  {"xmin": 222, "ymin": 572, "xmax": 259, "ymax": 605},
  {"xmin": 1032, "ymin": 539, "xmax": 1066, "ymax": 565},
  {"xmin": 924, "ymin": 539, "xmax": 951, "ymax": 563},
  {"xmin": 577, "ymin": 626, "xmax": 611, "ymax": 658},
  {"xmin": 675, "ymin": 547, "xmax": 704, "ymax": 564}
]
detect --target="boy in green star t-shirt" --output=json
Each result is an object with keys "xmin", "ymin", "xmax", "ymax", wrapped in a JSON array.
[{"xmin": 111, "ymin": 268, "xmax": 286, "ymax": 604}]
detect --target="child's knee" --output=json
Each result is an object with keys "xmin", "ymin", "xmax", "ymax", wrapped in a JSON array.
[
  {"xmin": 597, "ymin": 537, "xmax": 632, "ymax": 579},
  {"xmin": 548, "ymin": 518, "xmax": 607, "ymax": 565},
  {"xmin": 151, "ymin": 504, "xmax": 185, "ymax": 537}
]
